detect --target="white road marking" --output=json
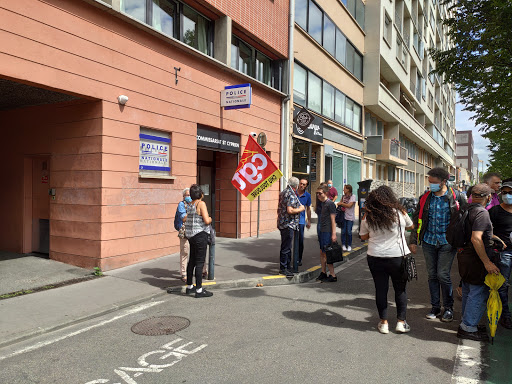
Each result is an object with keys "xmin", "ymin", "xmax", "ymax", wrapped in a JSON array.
[
  {"xmin": 0, "ymin": 301, "xmax": 164, "ymax": 362},
  {"xmin": 451, "ymin": 341, "xmax": 484, "ymax": 384}
]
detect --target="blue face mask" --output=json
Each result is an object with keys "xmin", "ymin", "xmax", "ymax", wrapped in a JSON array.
[
  {"xmin": 429, "ymin": 183, "xmax": 441, "ymax": 192},
  {"xmin": 328, "ymin": 184, "xmax": 332, "ymax": 187},
  {"xmin": 503, "ymin": 194, "xmax": 512, "ymax": 205},
  {"xmin": 184, "ymin": 196, "xmax": 192, "ymax": 203}
]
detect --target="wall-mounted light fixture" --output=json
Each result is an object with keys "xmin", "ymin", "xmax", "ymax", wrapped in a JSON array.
[{"xmin": 118, "ymin": 95, "xmax": 129, "ymax": 105}]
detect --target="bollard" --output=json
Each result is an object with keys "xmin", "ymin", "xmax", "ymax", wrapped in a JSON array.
[{"xmin": 207, "ymin": 242, "xmax": 215, "ymax": 280}]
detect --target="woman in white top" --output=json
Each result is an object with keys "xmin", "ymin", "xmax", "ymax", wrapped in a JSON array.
[{"xmin": 360, "ymin": 186, "xmax": 414, "ymax": 334}]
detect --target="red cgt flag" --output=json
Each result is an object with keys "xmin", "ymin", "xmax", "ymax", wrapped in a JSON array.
[{"xmin": 231, "ymin": 135, "xmax": 283, "ymax": 201}]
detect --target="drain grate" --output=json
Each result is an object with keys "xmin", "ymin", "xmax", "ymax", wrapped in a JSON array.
[{"xmin": 131, "ymin": 316, "xmax": 190, "ymax": 336}]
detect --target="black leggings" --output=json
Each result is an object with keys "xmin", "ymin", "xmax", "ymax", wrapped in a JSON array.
[
  {"xmin": 186, "ymin": 231, "xmax": 208, "ymax": 289},
  {"xmin": 367, "ymin": 255, "xmax": 407, "ymax": 321}
]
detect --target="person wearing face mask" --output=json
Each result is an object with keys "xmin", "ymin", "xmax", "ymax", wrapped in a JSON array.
[
  {"xmin": 456, "ymin": 184, "xmax": 503, "ymax": 341},
  {"xmin": 327, "ymin": 179, "xmax": 338, "ymax": 202},
  {"xmin": 468, "ymin": 172, "xmax": 502, "ymax": 209},
  {"xmin": 175, "ymin": 188, "xmax": 192, "ymax": 282},
  {"xmin": 410, "ymin": 167, "xmax": 467, "ymax": 322},
  {"xmin": 489, "ymin": 178, "xmax": 512, "ymax": 329}
]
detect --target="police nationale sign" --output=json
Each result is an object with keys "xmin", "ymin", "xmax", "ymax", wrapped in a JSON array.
[
  {"xmin": 139, "ymin": 133, "xmax": 170, "ymax": 172},
  {"xmin": 221, "ymin": 83, "xmax": 252, "ymax": 110},
  {"xmin": 231, "ymin": 135, "xmax": 282, "ymax": 201}
]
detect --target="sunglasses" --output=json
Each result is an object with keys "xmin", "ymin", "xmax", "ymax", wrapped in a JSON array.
[
  {"xmin": 316, "ymin": 192, "xmax": 324, "ymax": 195},
  {"xmin": 502, "ymin": 190, "xmax": 512, "ymax": 196}
]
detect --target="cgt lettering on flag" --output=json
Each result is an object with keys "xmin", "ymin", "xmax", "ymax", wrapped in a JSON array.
[{"xmin": 231, "ymin": 135, "xmax": 283, "ymax": 201}]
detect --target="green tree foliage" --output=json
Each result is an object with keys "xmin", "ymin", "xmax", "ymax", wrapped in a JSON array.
[{"xmin": 430, "ymin": 0, "xmax": 512, "ymax": 177}]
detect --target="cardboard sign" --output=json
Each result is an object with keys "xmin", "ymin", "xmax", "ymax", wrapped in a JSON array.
[{"xmin": 231, "ymin": 135, "xmax": 282, "ymax": 201}]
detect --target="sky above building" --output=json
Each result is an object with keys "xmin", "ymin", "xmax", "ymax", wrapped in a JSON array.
[{"xmin": 455, "ymin": 102, "xmax": 489, "ymax": 171}]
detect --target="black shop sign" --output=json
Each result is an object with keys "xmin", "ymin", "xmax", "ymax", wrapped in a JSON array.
[
  {"xmin": 197, "ymin": 126, "xmax": 241, "ymax": 152},
  {"xmin": 293, "ymin": 107, "xmax": 323, "ymax": 143}
]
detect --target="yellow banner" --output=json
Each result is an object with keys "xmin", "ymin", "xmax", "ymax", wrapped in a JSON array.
[{"xmin": 247, "ymin": 169, "xmax": 283, "ymax": 201}]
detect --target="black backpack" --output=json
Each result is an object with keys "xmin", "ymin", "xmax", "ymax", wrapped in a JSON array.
[{"xmin": 446, "ymin": 205, "xmax": 478, "ymax": 248}]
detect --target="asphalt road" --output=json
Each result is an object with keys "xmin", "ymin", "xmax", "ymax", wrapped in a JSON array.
[{"xmin": 0, "ymin": 253, "xmax": 483, "ymax": 384}]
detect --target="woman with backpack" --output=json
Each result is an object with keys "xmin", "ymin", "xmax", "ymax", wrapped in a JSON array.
[{"xmin": 359, "ymin": 186, "xmax": 414, "ymax": 334}]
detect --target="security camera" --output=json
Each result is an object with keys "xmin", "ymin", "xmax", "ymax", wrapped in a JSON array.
[
  {"xmin": 250, "ymin": 132, "xmax": 257, "ymax": 138},
  {"xmin": 118, "ymin": 95, "xmax": 129, "ymax": 105}
]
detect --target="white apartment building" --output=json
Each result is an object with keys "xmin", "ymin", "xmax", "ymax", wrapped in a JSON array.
[{"xmin": 363, "ymin": 0, "xmax": 456, "ymax": 198}]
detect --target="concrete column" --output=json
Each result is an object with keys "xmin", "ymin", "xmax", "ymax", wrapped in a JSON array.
[{"xmin": 214, "ymin": 16, "xmax": 232, "ymax": 66}]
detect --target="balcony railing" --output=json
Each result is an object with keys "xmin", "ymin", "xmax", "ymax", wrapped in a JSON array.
[{"xmin": 377, "ymin": 139, "xmax": 408, "ymax": 166}]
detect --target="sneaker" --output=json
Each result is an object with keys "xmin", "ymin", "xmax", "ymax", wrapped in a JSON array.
[
  {"xmin": 195, "ymin": 289, "xmax": 213, "ymax": 298},
  {"xmin": 441, "ymin": 308, "xmax": 454, "ymax": 322},
  {"xmin": 316, "ymin": 272, "xmax": 327, "ymax": 281},
  {"xmin": 377, "ymin": 322, "xmax": 389, "ymax": 334},
  {"xmin": 298, "ymin": 261, "xmax": 303, "ymax": 266},
  {"xmin": 426, "ymin": 307, "xmax": 441, "ymax": 320},
  {"xmin": 323, "ymin": 275, "xmax": 337, "ymax": 283},
  {"xmin": 396, "ymin": 321, "xmax": 411, "ymax": 333},
  {"xmin": 285, "ymin": 269, "xmax": 295, "ymax": 278},
  {"xmin": 499, "ymin": 316, "xmax": 512, "ymax": 329},
  {"xmin": 457, "ymin": 326, "xmax": 489, "ymax": 342},
  {"xmin": 347, "ymin": 246, "xmax": 352, "ymax": 251},
  {"xmin": 279, "ymin": 270, "xmax": 287, "ymax": 275},
  {"xmin": 185, "ymin": 286, "xmax": 196, "ymax": 295},
  {"xmin": 342, "ymin": 245, "xmax": 347, "ymax": 251}
]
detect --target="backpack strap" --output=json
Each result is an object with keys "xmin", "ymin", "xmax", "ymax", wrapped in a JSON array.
[{"xmin": 450, "ymin": 187, "xmax": 460, "ymax": 210}]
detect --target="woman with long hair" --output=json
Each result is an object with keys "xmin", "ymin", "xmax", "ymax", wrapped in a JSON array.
[
  {"xmin": 359, "ymin": 186, "xmax": 414, "ymax": 334},
  {"xmin": 184, "ymin": 184, "xmax": 213, "ymax": 298}
]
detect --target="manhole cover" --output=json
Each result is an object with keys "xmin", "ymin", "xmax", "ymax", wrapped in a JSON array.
[{"xmin": 131, "ymin": 316, "xmax": 190, "ymax": 336}]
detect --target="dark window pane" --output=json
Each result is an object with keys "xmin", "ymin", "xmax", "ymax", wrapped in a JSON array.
[
  {"xmin": 354, "ymin": 51, "xmax": 362, "ymax": 80},
  {"xmin": 295, "ymin": 0, "xmax": 308, "ymax": 30},
  {"xmin": 238, "ymin": 40, "xmax": 252, "ymax": 76},
  {"xmin": 323, "ymin": 17, "xmax": 336, "ymax": 56},
  {"xmin": 293, "ymin": 64, "xmax": 307, "ymax": 106},
  {"xmin": 122, "ymin": 0, "xmax": 146, "ymax": 23},
  {"xmin": 347, "ymin": 0, "xmax": 356, "ymax": 15},
  {"xmin": 346, "ymin": 42, "xmax": 355, "ymax": 74},
  {"xmin": 335, "ymin": 29, "xmax": 346, "ymax": 65},
  {"xmin": 322, "ymin": 82, "xmax": 334, "ymax": 119},
  {"xmin": 256, "ymin": 52, "xmax": 271, "ymax": 85},
  {"xmin": 183, "ymin": 5, "xmax": 210, "ymax": 54},
  {"xmin": 153, "ymin": 0, "xmax": 175, "ymax": 36},
  {"xmin": 356, "ymin": 0, "xmax": 365, "ymax": 29},
  {"xmin": 308, "ymin": 1, "xmax": 323, "ymax": 44},
  {"xmin": 307, "ymin": 71, "xmax": 322, "ymax": 114}
]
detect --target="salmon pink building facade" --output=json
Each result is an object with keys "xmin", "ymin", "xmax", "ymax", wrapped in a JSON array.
[{"xmin": 0, "ymin": 0, "xmax": 289, "ymax": 270}]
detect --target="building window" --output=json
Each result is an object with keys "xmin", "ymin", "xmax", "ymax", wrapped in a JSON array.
[
  {"xmin": 295, "ymin": 0, "xmax": 363, "ymax": 81},
  {"xmin": 231, "ymin": 36, "xmax": 274, "ymax": 87},
  {"xmin": 342, "ymin": 0, "xmax": 365, "ymax": 29},
  {"xmin": 365, "ymin": 113, "xmax": 384, "ymax": 136},
  {"xmin": 139, "ymin": 127, "xmax": 171, "ymax": 177},
  {"xmin": 384, "ymin": 12, "xmax": 392, "ymax": 44},
  {"xmin": 120, "ymin": 1, "xmax": 212, "ymax": 56},
  {"xmin": 293, "ymin": 62, "xmax": 362, "ymax": 133}
]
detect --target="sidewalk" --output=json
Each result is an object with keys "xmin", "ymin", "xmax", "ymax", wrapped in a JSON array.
[{"xmin": 0, "ymin": 228, "xmax": 366, "ymax": 348}]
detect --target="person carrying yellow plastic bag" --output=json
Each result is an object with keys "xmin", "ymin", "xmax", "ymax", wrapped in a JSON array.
[{"xmin": 485, "ymin": 273, "xmax": 506, "ymax": 344}]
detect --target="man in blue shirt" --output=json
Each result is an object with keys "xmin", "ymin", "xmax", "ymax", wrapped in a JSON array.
[
  {"xmin": 410, "ymin": 167, "xmax": 466, "ymax": 323},
  {"xmin": 294, "ymin": 179, "xmax": 312, "ymax": 268}
]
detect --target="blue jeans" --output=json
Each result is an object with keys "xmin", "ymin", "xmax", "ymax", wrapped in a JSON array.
[
  {"xmin": 460, "ymin": 282, "xmax": 489, "ymax": 332},
  {"xmin": 280, "ymin": 227, "xmax": 295, "ymax": 272},
  {"xmin": 498, "ymin": 249, "xmax": 512, "ymax": 319},
  {"xmin": 341, "ymin": 220, "xmax": 353, "ymax": 247},
  {"xmin": 422, "ymin": 242, "xmax": 456, "ymax": 309}
]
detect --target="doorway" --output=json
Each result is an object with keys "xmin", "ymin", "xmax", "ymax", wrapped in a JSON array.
[
  {"xmin": 31, "ymin": 157, "xmax": 50, "ymax": 254},
  {"xmin": 197, "ymin": 149, "xmax": 216, "ymax": 228}
]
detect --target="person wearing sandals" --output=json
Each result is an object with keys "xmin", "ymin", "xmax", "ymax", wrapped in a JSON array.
[
  {"xmin": 315, "ymin": 184, "xmax": 337, "ymax": 283},
  {"xmin": 184, "ymin": 184, "xmax": 213, "ymax": 298},
  {"xmin": 359, "ymin": 186, "xmax": 414, "ymax": 334}
]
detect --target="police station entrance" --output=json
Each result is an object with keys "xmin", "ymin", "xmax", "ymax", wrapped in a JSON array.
[{"xmin": 196, "ymin": 125, "xmax": 241, "ymax": 238}]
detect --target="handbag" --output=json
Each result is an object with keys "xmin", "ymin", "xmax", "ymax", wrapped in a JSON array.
[
  {"xmin": 335, "ymin": 207, "xmax": 345, "ymax": 228},
  {"xmin": 325, "ymin": 242, "xmax": 343, "ymax": 264},
  {"xmin": 178, "ymin": 224, "xmax": 186, "ymax": 239},
  {"xmin": 397, "ymin": 211, "xmax": 417, "ymax": 282},
  {"xmin": 207, "ymin": 227, "xmax": 216, "ymax": 245}
]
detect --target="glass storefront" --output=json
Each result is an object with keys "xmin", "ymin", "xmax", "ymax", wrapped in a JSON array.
[
  {"xmin": 326, "ymin": 151, "xmax": 361, "ymax": 196},
  {"xmin": 292, "ymin": 138, "xmax": 318, "ymax": 191}
]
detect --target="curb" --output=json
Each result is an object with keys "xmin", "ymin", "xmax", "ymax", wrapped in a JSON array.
[{"xmin": 167, "ymin": 244, "xmax": 367, "ymax": 294}]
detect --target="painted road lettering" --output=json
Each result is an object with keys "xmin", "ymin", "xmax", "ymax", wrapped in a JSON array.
[{"xmin": 84, "ymin": 338, "xmax": 207, "ymax": 384}]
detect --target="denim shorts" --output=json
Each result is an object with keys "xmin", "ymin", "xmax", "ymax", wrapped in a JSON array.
[{"xmin": 318, "ymin": 231, "xmax": 332, "ymax": 251}]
